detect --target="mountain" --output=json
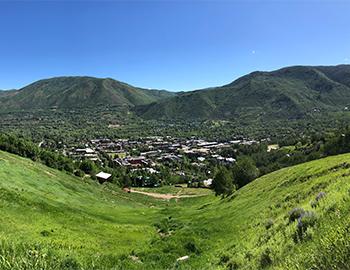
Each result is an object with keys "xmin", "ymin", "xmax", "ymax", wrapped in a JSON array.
[
  {"xmin": 136, "ymin": 65, "xmax": 350, "ymax": 120},
  {"xmin": 1, "ymin": 149, "xmax": 349, "ymax": 269},
  {"xmin": 0, "ymin": 89, "xmax": 18, "ymax": 97},
  {"xmin": 0, "ymin": 76, "xmax": 175, "ymax": 110},
  {"xmin": 2, "ymin": 65, "xmax": 350, "ymax": 121}
]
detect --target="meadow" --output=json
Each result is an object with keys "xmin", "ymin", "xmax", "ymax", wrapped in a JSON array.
[{"xmin": 0, "ymin": 150, "xmax": 350, "ymax": 269}]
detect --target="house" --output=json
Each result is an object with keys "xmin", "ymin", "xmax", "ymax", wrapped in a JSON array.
[
  {"xmin": 267, "ymin": 144, "xmax": 279, "ymax": 152},
  {"xmin": 127, "ymin": 156, "xmax": 148, "ymax": 167},
  {"xmin": 203, "ymin": 178, "xmax": 213, "ymax": 187},
  {"xmin": 96, "ymin": 171, "xmax": 112, "ymax": 183},
  {"xmin": 72, "ymin": 148, "xmax": 99, "ymax": 161}
]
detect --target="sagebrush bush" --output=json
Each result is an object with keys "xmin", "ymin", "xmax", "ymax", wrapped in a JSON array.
[
  {"xmin": 316, "ymin": 191, "xmax": 326, "ymax": 201},
  {"xmin": 288, "ymin": 207, "xmax": 305, "ymax": 223},
  {"xmin": 294, "ymin": 211, "xmax": 317, "ymax": 242}
]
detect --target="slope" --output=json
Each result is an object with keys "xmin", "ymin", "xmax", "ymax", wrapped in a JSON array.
[
  {"xmin": 1, "ymin": 150, "xmax": 350, "ymax": 269},
  {"xmin": 0, "ymin": 150, "xmax": 167, "ymax": 269},
  {"xmin": 155, "ymin": 153, "xmax": 350, "ymax": 270},
  {"xmin": 137, "ymin": 65, "xmax": 350, "ymax": 120},
  {"xmin": 0, "ymin": 76, "xmax": 175, "ymax": 110}
]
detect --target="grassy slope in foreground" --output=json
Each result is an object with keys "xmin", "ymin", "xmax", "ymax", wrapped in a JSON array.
[
  {"xmin": 0, "ymin": 150, "xmax": 168, "ymax": 269},
  {"xmin": 1, "ymin": 150, "xmax": 350, "ymax": 269}
]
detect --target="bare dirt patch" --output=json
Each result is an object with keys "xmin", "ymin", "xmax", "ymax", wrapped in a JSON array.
[{"xmin": 124, "ymin": 188, "xmax": 207, "ymax": 200}]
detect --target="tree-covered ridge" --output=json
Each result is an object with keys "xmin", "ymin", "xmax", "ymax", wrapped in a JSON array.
[
  {"xmin": 2, "ymin": 65, "xmax": 350, "ymax": 123},
  {"xmin": 137, "ymin": 65, "xmax": 350, "ymax": 120},
  {"xmin": 0, "ymin": 76, "xmax": 175, "ymax": 110}
]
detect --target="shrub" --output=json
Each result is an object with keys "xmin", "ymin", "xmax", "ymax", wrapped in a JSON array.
[
  {"xmin": 60, "ymin": 257, "xmax": 81, "ymax": 270},
  {"xmin": 40, "ymin": 230, "xmax": 50, "ymax": 237},
  {"xmin": 316, "ymin": 191, "xmax": 326, "ymax": 202},
  {"xmin": 219, "ymin": 254, "xmax": 230, "ymax": 265},
  {"xmin": 154, "ymin": 217, "xmax": 183, "ymax": 235},
  {"xmin": 265, "ymin": 219, "xmax": 274, "ymax": 230},
  {"xmin": 294, "ymin": 211, "xmax": 317, "ymax": 241},
  {"xmin": 184, "ymin": 240, "xmax": 201, "ymax": 255},
  {"xmin": 226, "ymin": 259, "xmax": 240, "ymax": 270},
  {"xmin": 74, "ymin": 169, "xmax": 84, "ymax": 177},
  {"xmin": 260, "ymin": 248, "xmax": 273, "ymax": 268},
  {"xmin": 310, "ymin": 200, "xmax": 318, "ymax": 208},
  {"xmin": 288, "ymin": 207, "xmax": 305, "ymax": 223},
  {"xmin": 311, "ymin": 192, "xmax": 327, "ymax": 208}
]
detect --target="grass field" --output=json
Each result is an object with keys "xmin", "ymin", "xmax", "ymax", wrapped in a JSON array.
[{"xmin": 0, "ymin": 150, "xmax": 350, "ymax": 269}]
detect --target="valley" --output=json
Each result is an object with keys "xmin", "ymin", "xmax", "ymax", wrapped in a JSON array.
[
  {"xmin": 2, "ymin": 2, "xmax": 350, "ymax": 269},
  {"xmin": 1, "ymin": 150, "xmax": 349, "ymax": 269}
]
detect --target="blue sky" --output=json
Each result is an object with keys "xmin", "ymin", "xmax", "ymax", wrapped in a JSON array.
[{"xmin": 0, "ymin": 1, "xmax": 349, "ymax": 91}]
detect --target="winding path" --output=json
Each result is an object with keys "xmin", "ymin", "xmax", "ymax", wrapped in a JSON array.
[{"xmin": 125, "ymin": 188, "xmax": 206, "ymax": 200}]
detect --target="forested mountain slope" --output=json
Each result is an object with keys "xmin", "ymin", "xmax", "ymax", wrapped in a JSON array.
[
  {"xmin": 137, "ymin": 65, "xmax": 350, "ymax": 120},
  {"xmin": 0, "ymin": 76, "xmax": 175, "ymax": 110}
]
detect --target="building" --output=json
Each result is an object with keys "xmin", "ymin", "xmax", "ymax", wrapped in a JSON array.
[{"xmin": 96, "ymin": 171, "xmax": 112, "ymax": 183}]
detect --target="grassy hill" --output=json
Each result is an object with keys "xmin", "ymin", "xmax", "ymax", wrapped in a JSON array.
[
  {"xmin": 137, "ymin": 65, "xmax": 350, "ymax": 120},
  {"xmin": 0, "ymin": 76, "xmax": 175, "ymax": 110},
  {"xmin": 0, "ymin": 150, "xmax": 350, "ymax": 269}
]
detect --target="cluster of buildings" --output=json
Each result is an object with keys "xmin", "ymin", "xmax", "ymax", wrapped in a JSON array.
[
  {"xmin": 68, "ymin": 137, "xmax": 258, "ymax": 165},
  {"xmin": 66, "ymin": 136, "xmax": 260, "ymax": 186}
]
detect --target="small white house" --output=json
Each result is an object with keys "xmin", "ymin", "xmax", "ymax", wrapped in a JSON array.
[{"xmin": 96, "ymin": 171, "xmax": 112, "ymax": 183}]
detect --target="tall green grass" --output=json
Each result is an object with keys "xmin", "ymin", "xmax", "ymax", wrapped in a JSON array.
[{"xmin": 1, "ymin": 150, "xmax": 350, "ymax": 269}]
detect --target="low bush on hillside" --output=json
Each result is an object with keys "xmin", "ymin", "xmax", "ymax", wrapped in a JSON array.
[
  {"xmin": 294, "ymin": 211, "xmax": 317, "ymax": 242},
  {"xmin": 288, "ymin": 207, "xmax": 305, "ymax": 223}
]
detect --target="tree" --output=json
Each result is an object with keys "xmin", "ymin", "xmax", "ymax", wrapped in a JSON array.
[
  {"xmin": 116, "ymin": 174, "xmax": 131, "ymax": 188},
  {"xmin": 212, "ymin": 167, "xmax": 235, "ymax": 196},
  {"xmin": 79, "ymin": 159, "xmax": 97, "ymax": 175},
  {"xmin": 232, "ymin": 156, "xmax": 259, "ymax": 188}
]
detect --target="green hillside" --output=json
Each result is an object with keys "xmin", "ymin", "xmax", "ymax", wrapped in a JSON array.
[
  {"xmin": 1, "ymin": 150, "xmax": 350, "ymax": 269},
  {"xmin": 0, "ymin": 89, "xmax": 18, "ymax": 98},
  {"xmin": 137, "ymin": 65, "xmax": 350, "ymax": 120},
  {"xmin": 0, "ymin": 76, "xmax": 175, "ymax": 110}
]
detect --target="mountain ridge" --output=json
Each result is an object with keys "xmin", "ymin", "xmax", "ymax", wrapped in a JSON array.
[
  {"xmin": 1, "ymin": 65, "xmax": 350, "ymax": 121},
  {"xmin": 136, "ymin": 64, "xmax": 350, "ymax": 120},
  {"xmin": 0, "ymin": 76, "xmax": 175, "ymax": 110}
]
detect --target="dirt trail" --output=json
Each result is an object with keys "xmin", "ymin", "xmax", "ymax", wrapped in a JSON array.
[{"xmin": 125, "ymin": 188, "xmax": 206, "ymax": 200}]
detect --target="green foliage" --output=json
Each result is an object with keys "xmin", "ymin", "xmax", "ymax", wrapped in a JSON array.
[
  {"xmin": 79, "ymin": 159, "xmax": 97, "ymax": 175},
  {"xmin": 0, "ymin": 134, "xmax": 76, "ymax": 174},
  {"xmin": 74, "ymin": 169, "xmax": 84, "ymax": 178},
  {"xmin": 212, "ymin": 166, "xmax": 235, "ymax": 196},
  {"xmin": 232, "ymin": 156, "xmax": 259, "ymax": 188}
]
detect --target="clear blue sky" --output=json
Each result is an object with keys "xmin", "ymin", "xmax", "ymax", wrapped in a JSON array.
[{"xmin": 0, "ymin": 1, "xmax": 349, "ymax": 91}]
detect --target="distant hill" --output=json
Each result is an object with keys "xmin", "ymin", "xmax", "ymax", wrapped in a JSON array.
[
  {"xmin": 0, "ymin": 76, "xmax": 175, "ymax": 110},
  {"xmin": 136, "ymin": 65, "xmax": 350, "ymax": 120},
  {"xmin": 2, "ymin": 65, "xmax": 350, "ymax": 121},
  {"xmin": 0, "ymin": 89, "xmax": 19, "ymax": 98}
]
